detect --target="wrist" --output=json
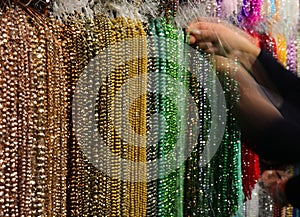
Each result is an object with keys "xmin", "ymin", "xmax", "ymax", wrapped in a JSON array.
[{"xmin": 230, "ymin": 46, "xmax": 261, "ymax": 71}]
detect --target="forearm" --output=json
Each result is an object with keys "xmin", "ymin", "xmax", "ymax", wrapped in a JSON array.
[{"xmin": 214, "ymin": 56, "xmax": 283, "ymax": 134}]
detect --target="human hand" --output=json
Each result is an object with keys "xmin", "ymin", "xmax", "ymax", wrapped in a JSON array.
[
  {"xmin": 187, "ymin": 18, "xmax": 260, "ymax": 69},
  {"xmin": 261, "ymin": 170, "xmax": 290, "ymax": 207}
]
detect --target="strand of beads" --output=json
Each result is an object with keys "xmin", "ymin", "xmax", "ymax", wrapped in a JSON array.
[
  {"xmin": 176, "ymin": 24, "xmax": 188, "ymax": 217},
  {"xmin": 258, "ymin": 187, "xmax": 274, "ymax": 217},
  {"xmin": 0, "ymin": 6, "xmax": 7, "ymax": 216},
  {"xmin": 89, "ymin": 14, "xmax": 107, "ymax": 217},
  {"xmin": 129, "ymin": 18, "xmax": 148, "ymax": 216},
  {"xmin": 80, "ymin": 16, "xmax": 100, "ymax": 217},
  {"xmin": 183, "ymin": 46, "xmax": 204, "ymax": 217},
  {"xmin": 162, "ymin": 18, "xmax": 180, "ymax": 216},
  {"xmin": 220, "ymin": 69, "xmax": 243, "ymax": 216},
  {"xmin": 95, "ymin": 14, "xmax": 115, "ymax": 217},
  {"xmin": 286, "ymin": 37, "xmax": 297, "ymax": 73},
  {"xmin": 154, "ymin": 17, "xmax": 168, "ymax": 217},
  {"xmin": 241, "ymin": 140, "xmax": 260, "ymax": 201},
  {"xmin": 65, "ymin": 16, "xmax": 90, "ymax": 216},
  {"xmin": 30, "ymin": 9, "xmax": 48, "ymax": 217},
  {"xmin": 63, "ymin": 17, "xmax": 80, "ymax": 216},
  {"xmin": 14, "ymin": 6, "xmax": 33, "ymax": 216},
  {"xmin": 163, "ymin": 18, "xmax": 184, "ymax": 217},
  {"xmin": 1, "ymin": 6, "xmax": 19, "ymax": 217},
  {"xmin": 50, "ymin": 15, "xmax": 68, "ymax": 216},
  {"xmin": 109, "ymin": 16, "xmax": 126, "ymax": 217},
  {"xmin": 145, "ymin": 19, "xmax": 159, "ymax": 217},
  {"xmin": 45, "ymin": 16, "xmax": 57, "ymax": 217},
  {"xmin": 136, "ymin": 18, "xmax": 148, "ymax": 217},
  {"xmin": 275, "ymin": 33, "xmax": 287, "ymax": 67},
  {"xmin": 155, "ymin": 17, "xmax": 180, "ymax": 217},
  {"xmin": 158, "ymin": 0, "xmax": 179, "ymax": 21},
  {"xmin": 0, "ymin": 4, "xmax": 69, "ymax": 217},
  {"xmin": 45, "ymin": 14, "xmax": 55, "ymax": 216}
]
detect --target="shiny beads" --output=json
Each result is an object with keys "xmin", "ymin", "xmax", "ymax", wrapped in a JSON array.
[
  {"xmin": 0, "ymin": 3, "xmax": 68, "ymax": 217},
  {"xmin": 2, "ymin": 1, "xmax": 299, "ymax": 217}
]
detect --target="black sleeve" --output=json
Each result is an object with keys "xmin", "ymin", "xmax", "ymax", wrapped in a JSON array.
[
  {"xmin": 252, "ymin": 118, "xmax": 300, "ymax": 164},
  {"xmin": 251, "ymin": 50, "xmax": 300, "ymax": 164},
  {"xmin": 256, "ymin": 50, "xmax": 300, "ymax": 96},
  {"xmin": 285, "ymin": 175, "xmax": 300, "ymax": 208}
]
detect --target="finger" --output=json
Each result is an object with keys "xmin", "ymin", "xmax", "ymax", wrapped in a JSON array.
[
  {"xmin": 189, "ymin": 34, "xmax": 197, "ymax": 44},
  {"xmin": 204, "ymin": 46, "xmax": 219, "ymax": 54},
  {"xmin": 197, "ymin": 41, "xmax": 213, "ymax": 50},
  {"xmin": 187, "ymin": 21, "xmax": 210, "ymax": 34},
  {"xmin": 189, "ymin": 29, "xmax": 219, "ymax": 43},
  {"xmin": 195, "ymin": 17, "xmax": 222, "ymax": 23}
]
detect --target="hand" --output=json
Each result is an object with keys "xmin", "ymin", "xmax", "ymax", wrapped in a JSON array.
[
  {"xmin": 261, "ymin": 170, "xmax": 290, "ymax": 207},
  {"xmin": 187, "ymin": 18, "xmax": 260, "ymax": 70}
]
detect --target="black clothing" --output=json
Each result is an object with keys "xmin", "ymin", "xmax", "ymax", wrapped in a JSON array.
[{"xmin": 252, "ymin": 49, "xmax": 300, "ymax": 208}]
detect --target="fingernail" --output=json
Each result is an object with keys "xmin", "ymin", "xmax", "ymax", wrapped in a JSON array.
[{"xmin": 190, "ymin": 29, "xmax": 201, "ymax": 35}]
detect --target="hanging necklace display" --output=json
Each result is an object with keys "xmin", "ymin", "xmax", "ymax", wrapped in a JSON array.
[
  {"xmin": 66, "ymin": 9, "xmax": 149, "ymax": 215},
  {"xmin": 0, "ymin": 0, "xmax": 299, "ymax": 216}
]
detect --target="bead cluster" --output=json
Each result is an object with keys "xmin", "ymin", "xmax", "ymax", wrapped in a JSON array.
[
  {"xmin": 0, "ymin": 3, "xmax": 67, "ymax": 217},
  {"xmin": 1, "ymin": 0, "xmax": 299, "ymax": 217}
]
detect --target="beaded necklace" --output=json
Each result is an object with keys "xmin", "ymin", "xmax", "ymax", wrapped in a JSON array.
[
  {"xmin": 30, "ymin": 9, "xmax": 68, "ymax": 216},
  {"xmin": 1, "ymin": 6, "xmax": 20, "ymax": 216},
  {"xmin": 158, "ymin": 0, "xmax": 178, "ymax": 21},
  {"xmin": 258, "ymin": 186, "xmax": 274, "ymax": 217},
  {"xmin": 67, "ymin": 16, "xmax": 95, "ymax": 217},
  {"xmin": 286, "ymin": 37, "xmax": 297, "ymax": 73},
  {"xmin": 0, "ymin": 3, "xmax": 69, "ymax": 217},
  {"xmin": 63, "ymin": 17, "xmax": 82, "ymax": 216},
  {"xmin": 241, "ymin": 140, "xmax": 260, "ymax": 201},
  {"xmin": 0, "ymin": 6, "xmax": 7, "ymax": 215},
  {"xmin": 14, "ymin": 6, "xmax": 34, "ymax": 217},
  {"xmin": 49, "ymin": 15, "xmax": 68, "ymax": 216},
  {"xmin": 89, "ymin": 14, "xmax": 108, "ymax": 217},
  {"xmin": 275, "ymin": 34, "xmax": 287, "ymax": 67},
  {"xmin": 30, "ymin": 8, "xmax": 48, "ymax": 217},
  {"xmin": 183, "ymin": 46, "xmax": 203, "ymax": 216},
  {"xmin": 145, "ymin": 19, "xmax": 159, "ymax": 217},
  {"xmin": 210, "ymin": 57, "xmax": 242, "ymax": 216},
  {"xmin": 154, "ymin": 17, "xmax": 179, "ymax": 217},
  {"xmin": 95, "ymin": 14, "xmax": 115, "ymax": 216},
  {"xmin": 67, "ymin": 14, "xmax": 149, "ymax": 216}
]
